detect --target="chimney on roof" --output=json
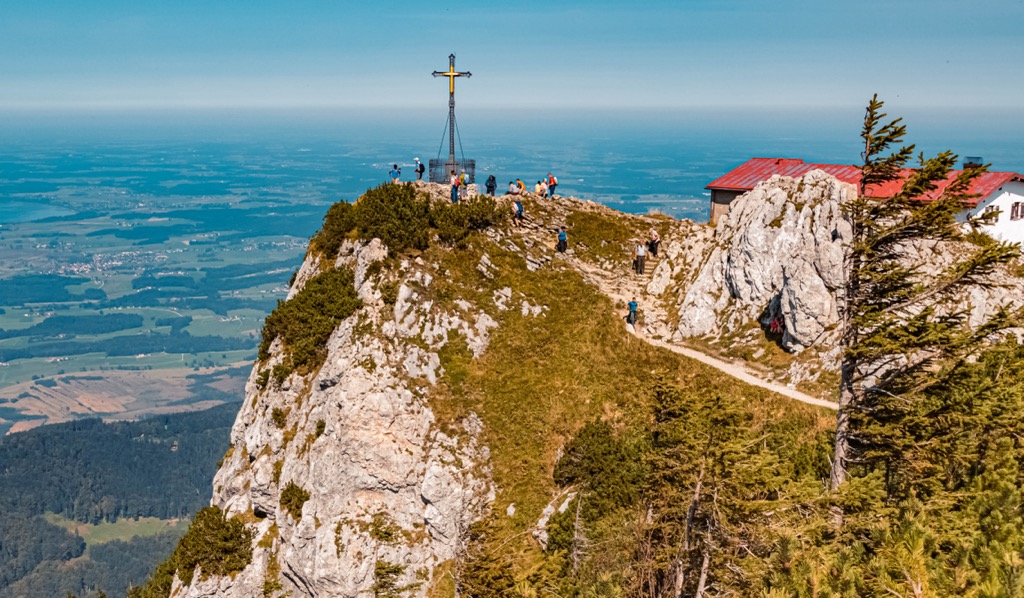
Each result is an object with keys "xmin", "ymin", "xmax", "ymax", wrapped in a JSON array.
[{"xmin": 964, "ymin": 156, "xmax": 983, "ymax": 168}]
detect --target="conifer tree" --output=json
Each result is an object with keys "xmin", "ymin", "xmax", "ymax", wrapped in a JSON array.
[
  {"xmin": 635, "ymin": 379, "xmax": 779, "ymax": 597},
  {"xmin": 830, "ymin": 95, "xmax": 1021, "ymax": 502}
]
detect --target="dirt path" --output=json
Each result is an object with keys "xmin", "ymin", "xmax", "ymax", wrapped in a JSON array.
[
  {"xmin": 642, "ymin": 337, "xmax": 839, "ymax": 410},
  {"xmin": 577, "ymin": 261, "xmax": 839, "ymax": 410}
]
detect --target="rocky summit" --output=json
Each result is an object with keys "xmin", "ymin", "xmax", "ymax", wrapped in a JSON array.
[{"xmin": 159, "ymin": 172, "xmax": 1023, "ymax": 597}]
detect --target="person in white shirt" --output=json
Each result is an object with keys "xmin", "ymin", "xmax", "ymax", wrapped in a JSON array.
[{"xmin": 634, "ymin": 241, "xmax": 647, "ymax": 275}]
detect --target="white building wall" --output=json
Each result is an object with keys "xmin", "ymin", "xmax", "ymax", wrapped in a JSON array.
[{"xmin": 960, "ymin": 181, "xmax": 1024, "ymax": 246}]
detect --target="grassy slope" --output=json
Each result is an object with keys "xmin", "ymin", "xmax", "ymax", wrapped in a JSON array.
[
  {"xmin": 43, "ymin": 513, "xmax": 190, "ymax": 548},
  {"xmin": 425, "ymin": 222, "xmax": 834, "ymax": 579}
]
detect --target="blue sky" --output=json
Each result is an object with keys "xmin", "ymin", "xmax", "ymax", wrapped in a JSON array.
[{"xmin": 1, "ymin": 0, "xmax": 1022, "ymax": 111}]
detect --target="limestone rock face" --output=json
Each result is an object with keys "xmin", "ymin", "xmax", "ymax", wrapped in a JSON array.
[
  {"xmin": 172, "ymin": 240, "xmax": 494, "ymax": 598},
  {"xmin": 677, "ymin": 170, "xmax": 854, "ymax": 352},
  {"xmin": 675, "ymin": 169, "xmax": 1024, "ymax": 359}
]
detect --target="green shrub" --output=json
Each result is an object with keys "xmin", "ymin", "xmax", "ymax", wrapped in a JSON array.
[
  {"xmin": 255, "ymin": 369, "xmax": 270, "ymax": 390},
  {"xmin": 368, "ymin": 511, "xmax": 400, "ymax": 543},
  {"xmin": 259, "ymin": 267, "xmax": 362, "ymax": 378},
  {"xmin": 309, "ymin": 186, "xmax": 505, "ymax": 257},
  {"xmin": 553, "ymin": 419, "xmax": 647, "ymax": 522},
  {"xmin": 458, "ymin": 520, "xmax": 517, "ymax": 596},
  {"xmin": 130, "ymin": 506, "xmax": 254, "ymax": 597},
  {"xmin": 280, "ymin": 481, "xmax": 310, "ymax": 520},
  {"xmin": 430, "ymin": 195, "xmax": 507, "ymax": 248},
  {"xmin": 315, "ymin": 419, "xmax": 326, "ymax": 438},
  {"xmin": 352, "ymin": 184, "xmax": 431, "ymax": 253},
  {"xmin": 311, "ymin": 200, "xmax": 356, "ymax": 258},
  {"xmin": 373, "ymin": 560, "xmax": 420, "ymax": 597},
  {"xmin": 379, "ymin": 280, "xmax": 399, "ymax": 305},
  {"xmin": 271, "ymin": 407, "xmax": 287, "ymax": 429},
  {"xmin": 271, "ymin": 362, "xmax": 291, "ymax": 385}
]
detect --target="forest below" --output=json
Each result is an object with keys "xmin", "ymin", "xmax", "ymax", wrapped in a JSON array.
[{"xmin": 0, "ymin": 401, "xmax": 239, "ymax": 597}]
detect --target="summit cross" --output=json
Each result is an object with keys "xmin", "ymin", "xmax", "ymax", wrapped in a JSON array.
[
  {"xmin": 432, "ymin": 53, "xmax": 471, "ymax": 95},
  {"xmin": 432, "ymin": 54, "xmax": 471, "ymax": 173}
]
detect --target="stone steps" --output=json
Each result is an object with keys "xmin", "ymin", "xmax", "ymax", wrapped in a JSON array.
[{"xmin": 631, "ymin": 255, "xmax": 660, "ymax": 278}]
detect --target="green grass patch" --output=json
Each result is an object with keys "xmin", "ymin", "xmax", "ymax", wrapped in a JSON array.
[
  {"xmin": 566, "ymin": 210, "xmax": 640, "ymax": 261},
  {"xmin": 43, "ymin": 513, "xmax": 190, "ymax": 547}
]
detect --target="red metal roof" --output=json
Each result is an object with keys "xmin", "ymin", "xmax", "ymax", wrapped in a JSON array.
[{"xmin": 706, "ymin": 158, "xmax": 1024, "ymax": 207}]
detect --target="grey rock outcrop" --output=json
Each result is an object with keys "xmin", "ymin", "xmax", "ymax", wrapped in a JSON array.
[
  {"xmin": 675, "ymin": 169, "xmax": 1024, "ymax": 363},
  {"xmin": 677, "ymin": 170, "xmax": 853, "ymax": 352},
  {"xmin": 172, "ymin": 239, "xmax": 494, "ymax": 598}
]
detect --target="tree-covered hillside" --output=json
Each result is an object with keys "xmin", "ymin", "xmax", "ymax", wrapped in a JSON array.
[{"xmin": 0, "ymin": 402, "xmax": 239, "ymax": 598}]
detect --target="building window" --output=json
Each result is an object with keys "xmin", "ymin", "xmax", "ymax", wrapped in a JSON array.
[{"xmin": 1012, "ymin": 202, "xmax": 1024, "ymax": 221}]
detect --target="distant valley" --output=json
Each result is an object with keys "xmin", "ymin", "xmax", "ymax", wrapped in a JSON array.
[{"xmin": 0, "ymin": 140, "xmax": 339, "ymax": 433}]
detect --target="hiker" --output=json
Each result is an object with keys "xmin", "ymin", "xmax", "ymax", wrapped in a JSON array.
[
  {"xmin": 449, "ymin": 170, "xmax": 459, "ymax": 203},
  {"xmin": 512, "ymin": 199, "xmax": 524, "ymax": 226},
  {"xmin": 634, "ymin": 240, "xmax": 647, "ymax": 274},
  {"xmin": 414, "ymin": 158, "xmax": 425, "ymax": 181},
  {"xmin": 508, "ymin": 181, "xmax": 521, "ymax": 196},
  {"xmin": 535, "ymin": 180, "xmax": 547, "ymax": 198},
  {"xmin": 459, "ymin": 170, "xmax": 469, "ymax": 199},
  {"xmin": 556, "ymin": 226, "xmax": 568, "ymax": 253},
  {"xmin": 547, "ymin": 172, "xmax": 558, "ymax": 198},
  {"xmin": 389, "ymin": 164, "xmax": 401, "ymax": 183},
  {"xmin": 516, "ymin": 178, "xmax": 526, "ymax": 193},
  {"xmin": 648, "ymin": 228, "xmax": 661, "ymax": 257},
  {"xmin": 485, "ymin": 175, "xmax": 497, "ymax": 196},
  {"xmin": 627, "ymin": 297, "xmax": 638, "ymax": 325}
]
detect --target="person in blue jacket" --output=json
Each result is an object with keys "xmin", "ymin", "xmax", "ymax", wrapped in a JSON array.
[
  {"xmin": 627, "ymin": 297, "xmax": 638, "ymax": 325},
  {"xmin": 556, "ymin": 226, "xmax": 568, "ymax": 252}
]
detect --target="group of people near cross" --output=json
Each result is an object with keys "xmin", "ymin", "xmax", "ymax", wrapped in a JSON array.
[
  {"xmin": 494, "ymin": 173, "xmax": 558, "ymax": 199},
  {"xmin": 448, "ymin": 169, "xmax": 472, "ymax": 203}
]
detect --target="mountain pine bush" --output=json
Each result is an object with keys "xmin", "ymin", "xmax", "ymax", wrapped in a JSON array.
[
  {"xmin": 258, "ymin": 267, "xmax": 361, "ymax": 380},
  {"xmin": 129, "ymin": 506, "xmax": 253, "ymax": 598}
]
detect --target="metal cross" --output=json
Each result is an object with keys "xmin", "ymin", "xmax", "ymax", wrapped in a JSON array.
[
  {"xmin": 432, "ymin": 53, "xmax": 471, "ymax": 95},
  {"xmin": 432, "ymin": 54, "xmax": 472, "ymax": 173}
]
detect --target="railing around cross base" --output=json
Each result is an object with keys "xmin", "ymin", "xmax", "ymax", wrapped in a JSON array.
[{"xmin": 429, "ymin": 159, "xmax": 475, "ymax": 184}]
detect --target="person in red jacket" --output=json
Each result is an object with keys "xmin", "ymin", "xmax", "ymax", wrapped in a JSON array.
[{"xmin": 547, "ymin": 172, "xmax": 558, "ymax": 198}]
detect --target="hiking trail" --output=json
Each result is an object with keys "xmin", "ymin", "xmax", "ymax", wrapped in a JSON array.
[{"xmin": 503, "ymin": 194, "xmax": 839, "ymax": 411}]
